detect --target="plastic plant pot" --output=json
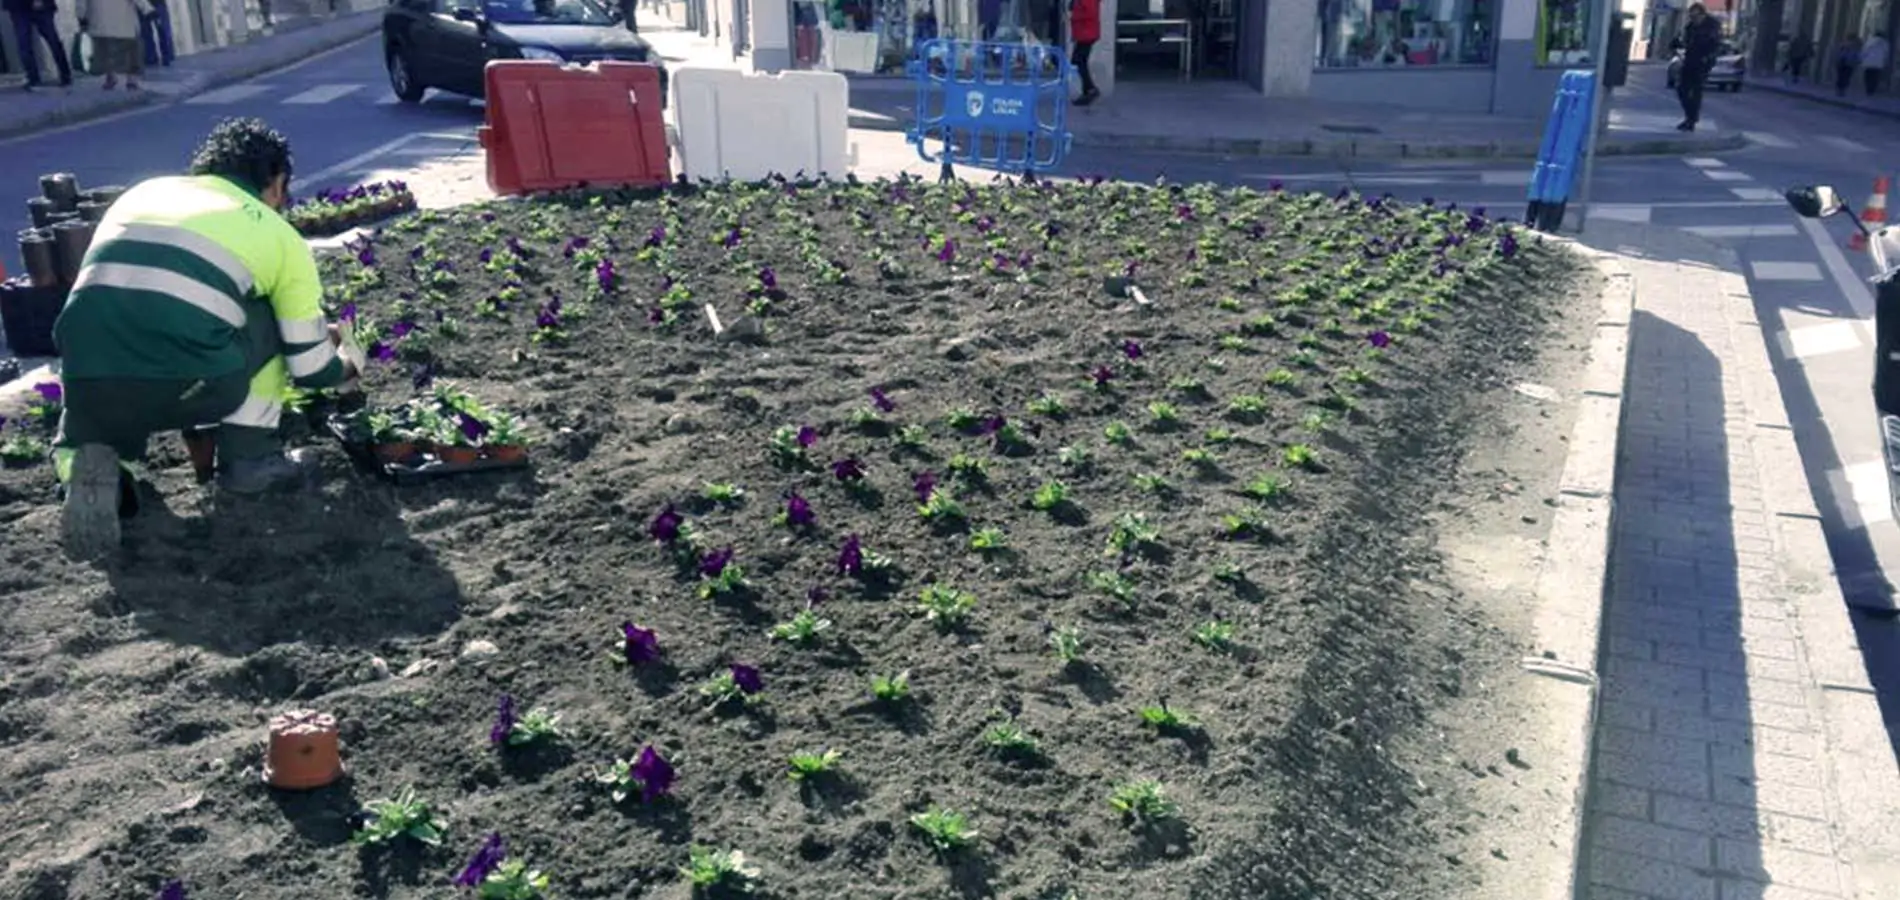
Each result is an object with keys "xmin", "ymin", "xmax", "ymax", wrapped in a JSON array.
[
  {"xmin": 438, "ymin": 445, "xmax": 480, "ymax": 465},
  {"xmin": 483, "ymin": 444, "xmax": 527, "ymax": 464},
  {"xmin": 262, "ymin": 710, "xmax": 345, "ymax": 790},
  {"xmin": 372, "ymin": 441, "xmax": 417, "ymax": 465},
  {"xmin": 39, "ymin": 173, "xmax": 80, "ymax": 210}
]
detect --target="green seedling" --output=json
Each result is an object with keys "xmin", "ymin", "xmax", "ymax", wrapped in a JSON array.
[
  {"xmin": 911, "ymin": 808, "xmax": 980, "ymax": 853},
  {"xmin": 1301, "ymin": 410, "xmax": 1334, "ymax": 433},
  {"xmin": 897, "ymin": 423, "xmax": 930, "ymax": 447},
  {"xmin": 0, "ymin": 431, "xmax": 48, "ymax": 465},
  {"xmin": 947, "ymin": 452, "xmax": 989, "ymax": 481},
  {"xmin": 984, "ymin": 719, "xmax": 1042, "ymax": 757},
  {"xmin": 919, "ymin": 584, "xmax": 977, "ymax": 629},
  {"xmin": 1213, "ymin": 562, "xmax": 1248, "ymax": 584},
  {"xmin": 870, "ymin": 671, "xmax": 912, "ymax": 703},
  {"xmin": 1146, "ymin": 401, "xmax": 1181, "ymax": 428},
  {"xmin": 476, "ymin": 859, "xmax": 552, "ymax": 900},
  {"xmin": 1031, "ymin": 481, "xmax": 1069, "ymax": 511},
  {"xmin": 1169, "ymin": 376, "xmax": 1207, "ymax": 397},
  {"xmin": 1138, "ymin": 702, "xmax": 1196, "ymax": 734},
  {"xmin": 702, "ymin": 482, "xmax": 745, "ymax": 504},
  {"xmin": 969, "ymin": 527, "xmax": 1008, "ymax": 552},
  {"xmin": 768, "ymin": 425, "xmax": 813, "ymax": 468},
  {"xmin": 1243, "ymin": 473, "xmax": 1289, "ymax": 500},
  {"xmin": 1089, "ymin": 570, "xmax": 1136, "ymax": 605},
  {"xmin": 1105, "ymin": 512, "xmax": 1161, "ymax": 556},
  {"xmin": 1058, "ymin": 445, "xmax": 1093, "ymax": 469},
  {"xmin": 1109, "ymin": 779, "xmax": 1180, "ymax": 823},
  {"xmin": 350, "ymin": 787, "xmax": 447, "ymax": 846},
  {"xmin": 919, "ymin": 489, "xmax": 966, "ymax": 522},
  {"xmin": 769, "ymin": 608, "xmax": 833, "ymax": 645},
  {"xmin": 1265, "ymin": 368, "xmax": 1299, "ymax": 387},
  {"xmin": 682, "ymin": 846, "xmax": 760, "ymax": 893},
  {"xmin": 1027, "ymin": 394, "xmax": 1068, "ymax": 417},
  {"xmin": 1104, "ymin": 421, "xmax": 1133, "ymax": 444},
  {"xmin": 1203, "ymin": 427, "xmax": 1234, "ymax": 444},
  {"xmin": 1133, "ymin": 473, "xmax": 1172, "ymax": 494},
  {"xmin": 1221, "ymin": 511, "xmax": 1265, "ymax": 540},
  {"xmin": 1192, "ymin": 620, "xmax": 1236, "ymax": 652},
  {"xmin": 1341, "ymin": 366, "xmax": 1372, "ymax": 384},
  {"xmin": 1181, "ymin": 447, "xmax": 1215, "ymax": 466},
  {"xmin": 1048, "ymin": 625, "xmax": 1084, "ymax": 663},
  {"xmin": 1283, "ymin": 444, "xmax": 1320, "ymax": 470},
  {"xmin": 945, "ymin": 408, "xmax": 980, "ymax": 430},
  {"xmin": 787, "ymin": 749, "xmax": 844, "ymax": 781},
  {"xmin": 1227, "ymin": 394, "xmax": 1268, "ymax": 418},
  {"xmin": 502, "ymin": 706, "xmax": 563, "ymax": 746}
]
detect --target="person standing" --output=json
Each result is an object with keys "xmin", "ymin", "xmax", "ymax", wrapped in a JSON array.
[
  {"xmin": 1861, "ymin": 31, "xmax": 1890, "ymax": 94},
  {"xmin": 1836, "ymin": 34, "xmax": 1862, "ymax": 96},
  {"xmin": 3, "ymin": 0, "xmax": 75, "ymax": 90},
  {"xmin": 139, "ymin": 0, "xmax": 174, "ymax": 66},
  {"xmin": 77, "ymin": 0, "xmax": 149, "ymax": 89},
  {"xmin": 1068, "ymin": 0, "xmax": 1098, "ymax": 105},
  {"xmin": 1673, "ymin": 2, "xmax": 1722, "ymax": 132},
  {"xmin": 1786, "ymin": 32, "xmax": 1813, "ymax": 84}
]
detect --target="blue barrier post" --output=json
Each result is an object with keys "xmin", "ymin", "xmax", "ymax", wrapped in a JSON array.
[
  {"xmin": 1525, "ymin": 70, "xmax": 1597, "ymax": 232},
  {"xmin": 906, "ymin": 39, "xmax": 1074, "ymax": 183}
]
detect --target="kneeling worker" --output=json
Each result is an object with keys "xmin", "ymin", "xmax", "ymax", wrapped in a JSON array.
[{"xmin": 52, "ymin": 116, "xmax": 360, "ymax": 559}]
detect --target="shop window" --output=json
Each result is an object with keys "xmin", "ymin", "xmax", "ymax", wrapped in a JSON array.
[
  {"xmin": 1535, "ymin": 0, "xmax": 1591, "ymax": 64},
  {"xmin": 1315, "ymin": 0, "xmax": 1496, "ymax": 68},
  {"xmin": 792, "ymin": 0, "xmax": 1063, "ymax": 73}
]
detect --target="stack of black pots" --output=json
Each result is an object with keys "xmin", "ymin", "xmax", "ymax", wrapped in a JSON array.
[{"xmin": 1, "ymin": 174, "xmax": 123, "ymax": 358}]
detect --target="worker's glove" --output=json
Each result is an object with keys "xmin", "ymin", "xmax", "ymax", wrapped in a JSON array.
[{"xmin": 332, "ymin": 319, "xmax": 368, "ymax": 394}]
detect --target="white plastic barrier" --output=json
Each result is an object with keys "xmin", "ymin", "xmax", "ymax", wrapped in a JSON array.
[{"xmin": 671, "ymin": 67, "xmax": 858, "ymax": 182}]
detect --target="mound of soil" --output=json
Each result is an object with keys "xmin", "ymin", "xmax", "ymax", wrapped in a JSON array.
[{"xmin": 0, "ymin": 176, "xmax": 1587, "ymax": 900}]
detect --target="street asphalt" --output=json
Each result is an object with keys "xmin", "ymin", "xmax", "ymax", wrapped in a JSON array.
[{"xmin": 4, "ymin": 46, "xmax": 1900, "ymax": 746}]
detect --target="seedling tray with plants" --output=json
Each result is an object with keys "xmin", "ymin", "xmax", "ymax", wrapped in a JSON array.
[
  {"xmin": 287, "ymin": 180, "xmax": 418, "ymax": 238},
  {"xmin": 0, "ymin": 174, "xmax": 1598, "ymax": 900},
  {"xmin": 327, "ymin": 384, "xmax": 531, "ymax": 481}
]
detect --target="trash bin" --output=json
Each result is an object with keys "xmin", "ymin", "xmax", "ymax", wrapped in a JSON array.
[{"xmin": 0, "ymin": 277, "xmax": 64, "ymax": 357}]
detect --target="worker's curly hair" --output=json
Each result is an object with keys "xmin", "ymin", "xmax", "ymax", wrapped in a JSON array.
[{"xmin": 187, "ymin": 117, "xmax": 295, "ymax": 196}]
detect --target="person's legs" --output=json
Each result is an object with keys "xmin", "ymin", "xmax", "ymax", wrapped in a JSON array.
[
  {"xmin": 1675, "ymin": 72, "xmax": 1701, "ymax": 126},
  {"xmin": 9, "ymin": 11, "xmax": 41, "ymax": 85},
  {"xmin": 31, "ymin": 11, "xmax": 71, "ymax": 83},
  {"xmin": 1073, "ymin": 40, "xmax": 1097, "ymax": 101},
  {"xmin": 157, "ymin": 1, "xmax": 175, "ymax": 64},
  {"xmin": 53, "ymin": 375, "xmax": 231, "ymax": 559},
  {"xmin": 1840, "ymin": 63, "xmax": 1855, "ymax": 95},
  {"xmin": 212, "ymin": 296, "xmax": 319, "ymax": 494}
]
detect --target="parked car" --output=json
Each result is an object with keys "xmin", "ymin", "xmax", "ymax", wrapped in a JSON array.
[
  {"xmin": 382, "ymin": 0, "xmax": 664, "ymax": 104},
  {"xmin": 1666, "ymin": 42, "xmax": 1746, "ymax": 91}
]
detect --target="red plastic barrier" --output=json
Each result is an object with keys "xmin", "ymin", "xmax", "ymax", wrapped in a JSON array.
[{"xmin": 477, "ymin": 60, "xmax": 671, "ymax": 196}]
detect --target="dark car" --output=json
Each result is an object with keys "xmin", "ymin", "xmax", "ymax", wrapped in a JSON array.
[
  {"xmin": 1666, "ymin": 41, "xmax": 1746, "ymax": 91},
  {"xmin": 382, "ymin": 0, "xmax": 664, "ymax": 104}
]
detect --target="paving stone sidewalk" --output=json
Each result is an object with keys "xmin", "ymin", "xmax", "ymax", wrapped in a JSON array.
[{"xmin": 1578, "ymin": 221, "xmax": 1900, "ymax": 900}]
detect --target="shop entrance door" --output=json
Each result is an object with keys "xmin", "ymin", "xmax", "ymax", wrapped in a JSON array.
[{"xmin": 1113, "ymin": 0, "xmax": 1253, "ymax": 81}]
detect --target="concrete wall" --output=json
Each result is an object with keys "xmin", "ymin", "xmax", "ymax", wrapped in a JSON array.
[{"xmin": 1259, "ymin": 0, "xmax": 1313, "ymax": 96}]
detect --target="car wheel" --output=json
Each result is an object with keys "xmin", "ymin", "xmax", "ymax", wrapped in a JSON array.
[
  {"xmin": 1730, "ymin": 81, "xmax": 1742, "ymax": 92},
  {"xmin": 387, "ymin": 47, "xmax": 427, "ymax": 104}
]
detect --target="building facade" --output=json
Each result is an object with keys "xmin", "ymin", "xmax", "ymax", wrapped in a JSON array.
[{"xmin": 691, "ymin": 0, "xmax": 1652, "ymax": 118}]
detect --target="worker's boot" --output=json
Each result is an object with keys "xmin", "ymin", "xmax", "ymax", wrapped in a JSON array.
[
  {"xmin": 60, "ymin": 444, "xmax": 123, "ymax": 562},
  {"xmin": 216, "ymin": 448, "xmax": 321, "ymax": 496}
]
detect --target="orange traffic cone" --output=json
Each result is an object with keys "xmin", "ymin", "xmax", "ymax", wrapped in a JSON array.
[{"xmin": 1851, "ymin": 176, "xmax": 1890, "ymax": 252}]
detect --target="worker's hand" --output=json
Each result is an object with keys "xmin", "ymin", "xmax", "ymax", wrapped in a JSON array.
[{"xmin": 328, "ymin": 323, "xmax": 343, "ymax": 347}]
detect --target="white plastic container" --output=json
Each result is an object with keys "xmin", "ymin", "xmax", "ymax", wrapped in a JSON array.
[{"xmin": 671, "ymin": 67, "xmax": 857, "ymax": 181}]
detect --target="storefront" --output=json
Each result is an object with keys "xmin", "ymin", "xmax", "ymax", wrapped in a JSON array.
[{"xmin": 733, "ymin": 0, "xmax": 1637, "ymax": 115}]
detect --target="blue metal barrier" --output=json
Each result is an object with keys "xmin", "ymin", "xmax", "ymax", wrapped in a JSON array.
[
  {"xmin": 1526, "ymin": 69, "xmax": 1598, "ymax": 232},
  {"xmin": 905, "ymin": 39, "xmax": 1074, "ymax": 182}
]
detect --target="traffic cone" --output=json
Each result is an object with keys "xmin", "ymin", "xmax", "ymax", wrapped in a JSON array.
[{"xmin": 1851, "ymin": 176, "xmax": 1889, "ymax": 252}]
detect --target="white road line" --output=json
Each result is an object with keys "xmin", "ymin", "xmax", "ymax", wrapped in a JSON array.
[
  {"xmin": 1682, "ymin": 224, "xmax": 1799, "ymax": 238},
  {"xmin": 1745, "ymin": 131, "xmax": 1796, "ymax": 148},
  {"xmin": 302, "ymin": 133, "xmax": 427, "ymax": 186},
  {"xmin": 283, "ymin": 83, "xmax": 366, "ymax": 104},
  {"xmin": 1783, "ymin": 319, "xmax": 1865, "ymax": 359},
  {"xmin": 1751, "ymin": 261, "xmax": 1825, "ymax": 281},
  {"xmin": 1590, "ymin": 204, "xmax": 1653, "ymax": 223},
  {"xmin": 185, "ymin": 84, "xmax": 275, "ymax": 104},
  {"xmin": 1731, "ymin": 187, "xmax": 1782, "ymax": 201},
  {"xmin": 1797, "ymin": 217, "xmax": 1880, "ymax": 346},
  {"xmin": 1842, "ymin": 460, "xmax": 1894, "ymax": 525},
  {"xmin": 1703, "ymin": 170, "xmax": 1754, "ymax": 182},
  {"xmin": 1685, "ymin": 157, "xmax": 1727, "ymax": 168},
  {"xmin": 1478, "ymin": 170, "xmax": 1531, "ymax": 186},
  {"xmin": 1821, "ymin": 135, "xmax": 1874, "ymax": 153}
]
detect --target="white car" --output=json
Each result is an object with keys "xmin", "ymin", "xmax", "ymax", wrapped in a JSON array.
[{"xmin": 1667, "ymin": 42, "xmax": 1746, "ymax": 91}]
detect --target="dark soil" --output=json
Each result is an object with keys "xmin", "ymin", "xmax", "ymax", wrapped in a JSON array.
[{"xmin": 0, "ymin": 176, "xmax": 1590, "ymax": 900}]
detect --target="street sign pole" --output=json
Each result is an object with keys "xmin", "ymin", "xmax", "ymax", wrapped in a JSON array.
[{"xmin": 1570, "ymin": 0, "xmax": 1619, "ymax": 234}]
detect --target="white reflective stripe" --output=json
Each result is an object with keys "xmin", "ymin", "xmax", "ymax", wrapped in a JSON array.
[
  {"xmin": 99, "ymin": 221, "xmax": 257, "ymax": 296},
  {"xmin": 286, "ymin": 342, "xmax": 338, "ymax": 378},
  {"xmin": 73, "ymin": 262, "xmax": 247, "ymax": 329},
  {"xmin": 221, "ymin": 394, "xmax": 283, "ymax": 429},
  {"xmin": 280, "ymin": 316, "xmax": 328, "ymax": 344}
]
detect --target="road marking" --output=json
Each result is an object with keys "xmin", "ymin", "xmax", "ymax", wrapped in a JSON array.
[
  {"xmin": 1731, "ymin": 187, "xmax": 1782, "ymax": 201},
  {"xmin": 1745, "ymin": 131, "xmax": 1795, "ymax": 148},
  {"xmin": 1842, "ymin": 460, "xmax": 1894, "ymax": 525},
  {"xmin": 283, "ymin": 83, "xmax": 365, "ymax": 104},
  {"xmin": 1478, "ymin": 170, "xmax": 1531, "ymax": 186},
  {"xmin": 1783, "ymin": 319, "xmax": 1865, "ymax": 358},
  {"xmin": 1797, "ymin": 217, "xmax": 1881, "ymax": 346},
  {"xmin": 184, "ymin": 84, "xmax": 274, "ymax": 104},
  {"xmin": 1820, "ymin": 135, "xmax": 1874, "ymax": 153},
  {"xmin": 1682, "ymin": 224, "xmax": 1799, "ymax": 238},
  {"xmin": 1751, "ymin": 261, "xmax": 1825, "ymax": 281},
  {"xmin": 1590, "ymin": 204, "xmax": 1653, "ymax": 223},
  {"xmin": 302, "ymin": 133, "xmax": 427, "ymax": 186},
  {"xmin": 1702, "ymin": 169, "xmax": 1753, "ymax": 182},
  {"xmin": 1685, "ymin": 157, "xmax": 1727, "ymax": 168}
]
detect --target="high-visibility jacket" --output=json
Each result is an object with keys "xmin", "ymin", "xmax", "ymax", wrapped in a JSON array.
[{"xmin": 53, "ymin": 174, "xmax": 345, "ymax": 421}]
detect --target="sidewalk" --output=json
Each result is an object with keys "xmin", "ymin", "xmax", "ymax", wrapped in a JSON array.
[
  {"xmin": 1753, "ymin": 77, "xmax": 1900, "ymax": 121},
  {"xmin": 0, "ymin": 5, "xmax": 380, "ymax": 141},
  {"xmin": 639, "ymin": 14, "xmax": 1742, "ymax": 160},
  {"xmin": 1578, "ymin": 221, "xmax": 1900, "ymax": 900}
]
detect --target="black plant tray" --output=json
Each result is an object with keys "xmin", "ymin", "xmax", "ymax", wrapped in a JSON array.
[{"xmin": 324, "ymin": 416, "xmax": 530, "ymax": 483}]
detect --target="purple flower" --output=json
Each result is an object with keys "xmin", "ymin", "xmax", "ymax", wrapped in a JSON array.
[
  {"xmin": 974, "ymin": 215, "xmax": 995, "ymax": 233},
  {"xmin": 979, "ymin": 414, "xmax": 1007, "ymax": 436},
  {"xmin": 455, "ymin": 833, "xmax": 507, "ymax": 888},
  {"xmin": 490, "ymin": 695, "xmax": 517, "ymax": 745},
  {"xmin": 1248, "ymin": 221, "xmax": 1267, "ymax": 240},
  {"xmin": 356, "ymin": 245, "xmax": 376, "ymax": 267},
  {"xmin": 478, "ymin": 248, "xmax": 493, "ymax": 264},
  {"xmin": 480, "ymin": 211, "xmax": 497, "ymax": 223},
  {"xmin": 912, "ymin": 471, "xmax": 937, "ymax": 503},
  {"xmin": 32, "ymin": 381, "xmax": 61, "ymax": 403},
  {"xmin": 869, "ymin": 387, "xmax": 896, "ymax": 413},
  {"xmin": 807, "ymin": 586, "xmax": 829, "ymax": 605},
  {"xmin": 458, "ymin": 413, "xmax": 490, "ymax": 443},
  {"xmin": 338, "ymin": 302, "xmax": 358, "ymax": 323},
  {"xmin": 369, "ymin": 341, "xmax": 396, "ymax": 363},
  {"xmin": 649, "ymin": 504, "xmax": 683, "ymax": 544},
  {"xmin": 836, "ymin": 534, "xmax": 864, "ymax": 576},
  {"xmin": 699, "ymin": 546, "xmax": 736, "ymax": 579},
  {"xmin": 936, "ymin": 238, "xmax": 957, "ymax": 264},
  {"xmin": 729, "ymin": 663, "xmax": 764, "ymax": 694},
  {"xmin": 563, "ymin": 235, "xmax": 591, "ymax": 258},
  {"xmin": 1499, "ymin": 231, "xmax": 1520, "ymax": 259},
  {"xmin": 630, "ymin": 745, "xmax": 675, "ymax": 802},
  {"xmin": 645, "ymin": 226, "xmax": 667, "ymax": 248},
  {"xmin": 157, "ymin": 881, "xmax": 187, "ymax": 900},
  {"xmin": 784, "ymin": 492, "xmax": 816, "ymax": 527},
  {"xmin": 1121, "ymin": 339, "xmax": 1143, "ymax": 360},
  {"xmin": 536, "ymin": 301, "xmax": 561, "ymax": 330},
  {"xmin": 723, "ymin": 227, "xmax": 743, "ymax": 249},
  {"xmin": 389, "ymin": 320, "xmax": 416, "ymax": 340},
  {"xmin": 1017, "ymin": 249, "xmax": 1035, "ymax": 268},
  {"xmin": 621, "ymin": 622, "xmax": 659, "ymax": 665},
  {"xmin": 506, "ymin": 236, "xmax": 524, "ymax": 255},
  {"xmin": 759, "ymin": 266, "xmax": 778, "ymax": 290},
  {"xmin": 1175, "ymin": 204, "xmax": 1194, "ymax": 220},
  {"xmin": 0, "ymin": 415, "xmax": 7, "ymax": 430},
  {"xmin": 1091, "ymin": 365, "xmax": 1115, "ymax": 387},
  {"xmin": 1367, "ymin": 330, "xmax": 1392, "ymax": 349},
  {"xmin": 796, "ymin": 425, "xmax": 819, "ymax": 448},
  {"xmin": 831, "ymin": 458, "xmax": 867, "ymax": 482},
  {"xmin": 596, "ymin": 258, "xmax": 617, "ymax": 291}
]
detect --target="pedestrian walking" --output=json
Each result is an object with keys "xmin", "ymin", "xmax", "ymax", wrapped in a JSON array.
[
  {"xmin": 1673, "ymin": 2, "xmax": 1722, "ymax": 132},
  {"xmin": 139, "ymin": 0, "xmax": 173, "ymax": 66},
  {"xmin": 1786, "ymin": 32, "xmax": 1813, "ymax": 84},
  {"xmin": 3, "ymin": 0, "xmax": 75, "ymax": 89},
  {"xmin": 1836, "ymin": 34, "xmax": 1861, "ymax": 96},
  {"xmin": 1862, "ymin": 31, "xmax": 1890, "ymax": 94},
  {"xmin": 76, "ymin": 0, "xmax": 151, "ymax": 89},
  {"xmin": 1068, "ymin": 0, "xmax": 1098, "ymax": 106}
]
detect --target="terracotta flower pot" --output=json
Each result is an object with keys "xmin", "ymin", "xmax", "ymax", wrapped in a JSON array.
[
  {"xmin": 372, "ymin": 441, "xmax": 416, "ymax": 464},
  {"xmin": 263, "ymin": 710, "xmax": 345, "ymax": 790},
  {"xmin": 482, "ymin": 444, "xmax": 527, "ymax": 463},
  {"xmin": 438, "ymin": 445, "xmax": 480, "ymax": 465}
]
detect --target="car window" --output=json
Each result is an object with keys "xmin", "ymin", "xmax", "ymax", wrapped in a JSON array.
[{"xmin": 483, "ymin": 0, "xmax": 616, "ymax": 25}]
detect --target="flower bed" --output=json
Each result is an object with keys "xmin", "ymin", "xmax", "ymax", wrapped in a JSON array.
[
  {"xmin": 287, "ymin": 180, "xmax": 418, "ymax": 238},
  {"xmin": 0, "ymin": 175, "xmax": 1589, "ymax": 899}
]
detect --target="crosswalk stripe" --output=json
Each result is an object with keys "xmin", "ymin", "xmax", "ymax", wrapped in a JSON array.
[
  {"xmin": 1731, "ymin": 187, "xmax": 1781, "ymax": 201},
  {"xmin": 284, "ymin": 83, "xmax": 366, "ymax": 104},
  {"xmin": 185, "ymin": 84, "xmax": 274, "ymax": 104},
  {"xmin": 1745, "ymin": 131, "xmax": 1795, "ymax": 148},
  {"xmin": 1702, "ymin": 169, "xmax": 1752, "ymax": 182},
  {"xmin": 1841, "ymin": 460, "xmax": 1894, "ymax": 525},
  {"xmin": 1682, "ymin": 224, "xmax": 1800, "ymax": 238},
  {"xmin": 1820, "ymin": 135, "xmax": 1873, "ymax": 153}
]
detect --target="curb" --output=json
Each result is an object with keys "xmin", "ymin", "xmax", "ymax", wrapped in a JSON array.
[
  {"xmin": 1514, "ymin": 231, "xmax": 1635, "ymax": 900},
  {"xmin": 0, "ymin": 12, "xmax": 380, "ymax": 142},
  {"xmin": 1750, "ymin": 79, "xmax": 1900, "ymax": 122},
  {"xmin": 842, "ymin": 112, "xmax": 1747, "ymax": 160}
]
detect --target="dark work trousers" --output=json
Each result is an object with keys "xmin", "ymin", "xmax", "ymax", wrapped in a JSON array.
[
  {"xmin": 56, "ymin": 296, "xmax": 287, "ymax": 467},
  {"xmin": 1866, "ymin": 67, "xmax": 1886, "ymax": 94},
  {"xmin": 141, "ymin": 0, "xmax": 175, "ymax": 66},
  {"xmin": 1676, "ymin": 66, "xmax": 1709, "ymax": 126},
  {"xmin": 1072, "ymin": 40, "xmax": 1097, "ymax": 95},
  {"xmin": 1839, "ymin": 61, "xmax": 1857, "ymax": 95},
  {"xmin": 8, "ymin": 9, "xmax": 73, "ymax": 86}
]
